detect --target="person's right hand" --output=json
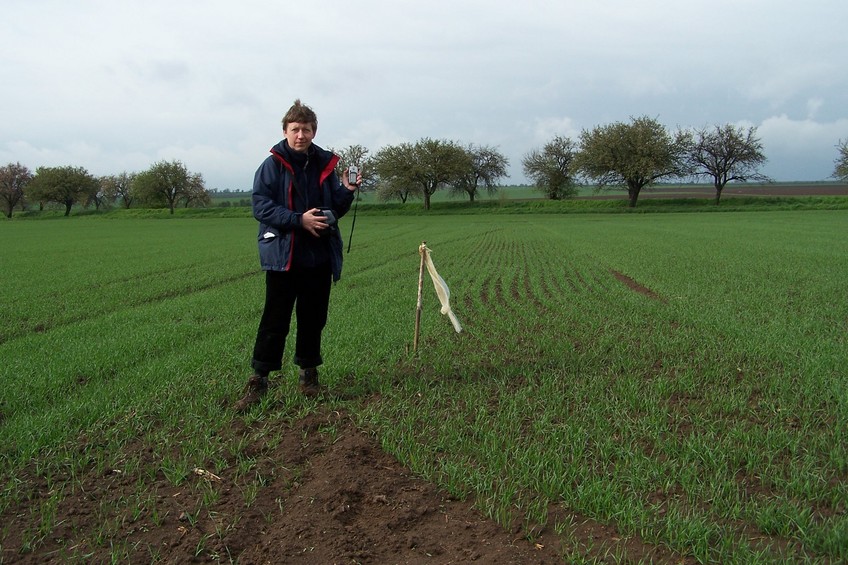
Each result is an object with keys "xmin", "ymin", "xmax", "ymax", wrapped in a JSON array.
[{"xmin": 301, "ymin": 208, "xmax": 329, "ymax": 237}]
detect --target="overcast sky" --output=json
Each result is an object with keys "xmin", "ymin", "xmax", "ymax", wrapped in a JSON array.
[{"xmin": 2, "ymin": 0, "xmax": 846, "ymax": 190}]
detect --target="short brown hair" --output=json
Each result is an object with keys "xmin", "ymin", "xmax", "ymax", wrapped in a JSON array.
[{"xmin": 282, "ymin": 99, "xmax": 318, "ymax": 131}]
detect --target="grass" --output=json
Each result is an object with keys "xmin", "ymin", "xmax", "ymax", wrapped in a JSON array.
[{"xmin": 1, "ymin": 206, "xmax": 846, "ymax": 563}]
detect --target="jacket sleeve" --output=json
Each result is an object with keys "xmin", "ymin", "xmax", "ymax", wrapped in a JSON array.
[
  {"xmin": 328, "ymin": 171, "xmax": 355, "ymax": 219},
  {"xmin": 252, "ymin": 158, "xmax": 302, "ymax": 230}
]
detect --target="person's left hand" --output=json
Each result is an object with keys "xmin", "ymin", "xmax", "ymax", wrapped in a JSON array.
[{"xmin": 341, "ymin": 167, "xmax": 362, "ymax": 191}]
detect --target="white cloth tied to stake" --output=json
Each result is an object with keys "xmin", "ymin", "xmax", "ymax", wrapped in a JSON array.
[{"xmin": 420, "ymin": 243, "xmax": 462, "ymax": 333}]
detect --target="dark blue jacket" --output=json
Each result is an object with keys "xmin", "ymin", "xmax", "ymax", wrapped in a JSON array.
[{"xmin": 252, "ymin": 140, "xmax": 354, "ymax": 281}]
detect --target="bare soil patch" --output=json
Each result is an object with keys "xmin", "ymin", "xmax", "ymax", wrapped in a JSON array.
[
  {"xmin": 581, "ymin": 183, "xmax": 848, "ymax": 199},
  {"xmin": 2, "ymin": 409, "xmax": 569, "ymax": 564},
  {"xmin": 611, "ymin": 270, "xmax": 666, "ymax": 303}
]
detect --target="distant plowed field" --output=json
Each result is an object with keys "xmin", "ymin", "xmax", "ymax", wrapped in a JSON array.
[{"xmin": 583, "ymin": 183, "xmax": 848, "ymax": 199}]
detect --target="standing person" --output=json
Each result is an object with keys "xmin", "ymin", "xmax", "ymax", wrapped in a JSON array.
[{"xmin": 235, "ymin": 99, "xmax": 360, "ymax": 411}]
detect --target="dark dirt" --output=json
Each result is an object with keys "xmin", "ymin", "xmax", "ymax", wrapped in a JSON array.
[
  {"xmin": 1, "ymin": 409, "xmax": 575, "ymax": 564},
  {"xmin": 610, "ymin": 270, "xmax": 666, "ymax": 303},
  {"xmin": 581, "ymin": 183, "xmax": 848, "ymax": 199}
]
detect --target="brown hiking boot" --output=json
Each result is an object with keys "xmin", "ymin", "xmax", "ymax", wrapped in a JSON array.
[
  {"xmin": 233, "ymin": 374, "xmax": 268, "ymax": 412},
  {"xmin": 298, "ymin": 368, "xmax": 321, "ymax": 398}
]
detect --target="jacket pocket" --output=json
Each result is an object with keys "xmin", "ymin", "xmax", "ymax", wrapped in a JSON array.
[
  {"xmin": 259, "ymin": 228, "xmax": 278, "ymax": 241},
  {"xmin": 257, "ymin": 227, "xmax": 289, "ymax": 269}
]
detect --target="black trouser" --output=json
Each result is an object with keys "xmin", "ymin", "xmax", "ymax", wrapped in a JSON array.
[{"xmin": 251, "ymin": 266, "xmax": 332, "ymax": 374}]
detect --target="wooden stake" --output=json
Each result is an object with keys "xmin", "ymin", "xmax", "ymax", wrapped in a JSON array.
[{"xmin": 413, "ymin": 241, "xmax": 426, "ymax": 353}]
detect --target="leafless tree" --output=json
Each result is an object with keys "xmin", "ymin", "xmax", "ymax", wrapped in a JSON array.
[
  {"xmin": 833, "ymin": 139, "xmax": 848, "ymax": 183},
  {"xmin": 688, "ymin": 124, "xmax": 769, "ymax": 205}
]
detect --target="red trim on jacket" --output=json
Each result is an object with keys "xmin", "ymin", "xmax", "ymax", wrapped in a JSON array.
[
  {"xmin": 270, "ymin": 149, "xmax": 294, "ymax": 169},
  {"xmin": 321, "ymin": 154, "xmax": 340, "ymax": 185}
]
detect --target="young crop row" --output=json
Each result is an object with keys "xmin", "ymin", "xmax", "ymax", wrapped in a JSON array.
[
  {"xmin": 346, "ymin": 212, "xmax": 847, "ymax": 562},
  {"xmin": 1, "ymin": 211, "xmax": 846, "ymax": 563}
]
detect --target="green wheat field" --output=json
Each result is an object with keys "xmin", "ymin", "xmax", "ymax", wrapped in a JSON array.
[{"xmin": 1, "ymin": 208, "xmax": 846, "ymax": 563}]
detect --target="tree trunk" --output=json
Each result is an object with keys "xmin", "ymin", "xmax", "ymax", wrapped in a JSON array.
[
  {"xmin": 423, "ymin": 192, "xmax": 431, "ymax": 210},
  {"xmin": 714, "ymin": 183, "xmax": 724, "ymax": 205},
  {"xmin": 627, "ymin": 188, "xmax": 639, "ymax": 208}
]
